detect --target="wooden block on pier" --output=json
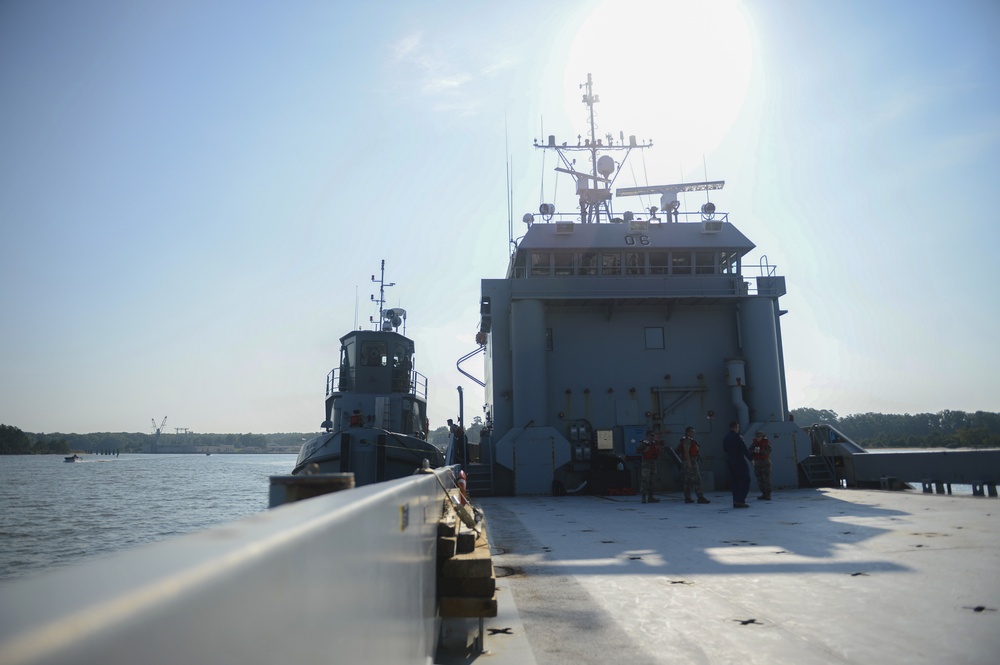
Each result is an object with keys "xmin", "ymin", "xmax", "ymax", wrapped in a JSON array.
[
  {"xmin": 438, "ymin": 518, "xmax": 457, "ymax": 537},
  {"xmin": 440, "ymin": 539, "xmax": 493, "ymax": 579},
  {"xmin": 437, "ymin": 536, "xmax": 457, "ymax": 559},
  {"xmin": 456, "ymin": 530, "xmax": 476, "ymax": 554},
  {"xmin": 439, "ymin": 594, "xmax": 498, "ymax": 618},
  {"xmin": 439, "ymin": 570, "xmax": 496, "ymax": 597}
]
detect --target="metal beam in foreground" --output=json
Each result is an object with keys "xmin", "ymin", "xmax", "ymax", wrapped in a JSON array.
[{"xmin": 0, "ymin": 468, "xmax": 454, "ymax": 665}]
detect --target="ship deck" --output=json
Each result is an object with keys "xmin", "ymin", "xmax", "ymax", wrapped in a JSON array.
[{"xmin": 451, "ymin": 488, "xmax": 999, "ymax": 665}]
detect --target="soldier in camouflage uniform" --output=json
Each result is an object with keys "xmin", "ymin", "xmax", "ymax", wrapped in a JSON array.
[
  {"xmin": 636, "ymin": 431, "xmax": 663, "ymax": 504},
  {"xmin": 677, "ymin": 427, "xmax": 710, "ymax": 504},
  {"xmin": 750, "ymin": 430, "xmax": 772, "ymax": 500}
]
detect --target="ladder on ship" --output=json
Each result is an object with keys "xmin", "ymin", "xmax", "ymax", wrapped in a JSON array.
[
  {"xmin": 450, "ymin": 435, "xmax": 494, "ymax": 497},
  {"xmin": 799, "ymin": 455, "xmax": 839, "ymax": 487}
]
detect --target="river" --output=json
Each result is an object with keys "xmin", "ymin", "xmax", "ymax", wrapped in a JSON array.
[{"xmin": 0, "ymin": 453, "xmax": 296, "ymax": 582}]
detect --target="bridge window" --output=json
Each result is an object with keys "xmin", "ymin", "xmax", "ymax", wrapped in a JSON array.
[
  {"xmin": 625, "ymin": 252, "xmax": 644, "ymax": 275},
  {"xmin": 530, "ymin": 252, "xmax": 552, "ymax": 276},
  {"xmin": 580, "ymin": 252, "xmax": 598, "ymax": 275},
  {"xmin": 695, "ymin": 252, "xmax": 715, "ymax": 275},
  {"xmin": 554, "ymin": 252, "xmax": 574, "ymax": 276},
  {"xmin": 672, "ymin": 252, "xmax": 691, "ymax": 275},
  {"xmin": 650, "ymin": 252, "xmax": 669, "ymax": 275},
  {"xmin": 602, "ymin": 252, "xmax": 621, "ymax": 276},
  {"xmin": 721, "ymin": 251, "xmax": 739, "ymax": 275},
  {"xmin": 361, "ymin": 341, "xmax": 387, "ymax": 367}
]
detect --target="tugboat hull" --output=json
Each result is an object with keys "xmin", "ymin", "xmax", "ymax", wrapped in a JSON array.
[{"xmin": 293, "ymin": 429, "xmax": 444, "ymax": 485}]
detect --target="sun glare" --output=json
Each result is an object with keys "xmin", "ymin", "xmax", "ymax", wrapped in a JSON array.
[{"xmin": 562, "ymin": 0, "xmax": 752, "ymax": 174}]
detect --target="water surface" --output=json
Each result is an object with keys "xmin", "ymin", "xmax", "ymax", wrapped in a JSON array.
[{"xmin": 0, "ymin": 454, "xmax": 296, "ymax": 581}]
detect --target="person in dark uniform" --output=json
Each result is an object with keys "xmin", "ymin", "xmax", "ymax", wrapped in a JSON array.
[{"xmin": 723, "ymin": 421, "xmax": 753, "ymax": 508}]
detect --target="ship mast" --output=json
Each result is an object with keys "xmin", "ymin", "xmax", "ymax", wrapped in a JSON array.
[
  {"xmin": 534, "ymin": 73, "xmax": 652, "ymax": 224},
  {"xmin": 370, "ymin": 259, "xmax": 394, "ymax": 329}
]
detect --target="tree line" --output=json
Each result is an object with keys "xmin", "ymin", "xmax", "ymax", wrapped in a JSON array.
[
  {"xmin": 789, "ymin": 409, "xmax": 1000, "ymax": 449},
  {"xmin": 0, "ymin": 426, "xmax": 314, "ymax": 455},
  {"xmin": 4, "ymin": 411, "xmax": 997, "ymax": 455}
]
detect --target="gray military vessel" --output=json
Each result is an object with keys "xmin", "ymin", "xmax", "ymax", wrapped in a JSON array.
[
  {"xmin": 464, "ymin": 73, "xmax": 806, "ymax": 498},
  {"xmin": 292, "ymin": 260, "xmax": 444, "ymax": 482}
]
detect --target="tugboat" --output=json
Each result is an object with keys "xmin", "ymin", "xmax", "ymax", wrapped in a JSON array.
[{"xmin": 292, "ymin": 261, "xmax": 444, "ymax": 483}]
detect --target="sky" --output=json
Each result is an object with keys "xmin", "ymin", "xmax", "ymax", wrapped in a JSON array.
[{"xmin": 1, "ymin": 0, "xmax": 998, "ymax": 435}]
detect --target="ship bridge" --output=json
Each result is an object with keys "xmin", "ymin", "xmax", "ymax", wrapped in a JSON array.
[{"xmin": 505, "ymin": 212, "xmax": 785, "ymax": 305}]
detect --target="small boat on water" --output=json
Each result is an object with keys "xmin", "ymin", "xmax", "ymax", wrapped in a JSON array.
[
  {"xmin": 292, "ymin": 261, "xmax": 444, "ymax": 484},
  {"xmin": 63, "ymin": 454, "xmax": 82, "ymax": 462}
]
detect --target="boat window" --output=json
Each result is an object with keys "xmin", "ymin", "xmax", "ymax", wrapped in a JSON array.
[
  {"xmin": 625, "ymin": 252, "xmax": 644, "ymax": 275},
  {"xmin": 649, "ymin": 252, "xmax": 669, "ymax": 275},
  {"xmin": 720, "ymin": 251, "xmax": 739, "ymax": 275},
  {"xmin": 645, "ymin": 327, "xmax": 665, "ymax": 349},
  {"xmin": 392, "ymin": 344, "xmax": 412, "ymax": 392},
  {"xmin": 579, "ymin": 252, "xmax": 598, "ymax": 275},
  {"xmin": 672, "ymin": 252, "xmax": 691, "ymax": 275},
  {"xmin": 554, "ymin": 252, "xmax": 574, "ymax": 276},
  {"xmin": 530, "ymin": 252, "xmax": 552, "ymax": 277},
  {"xmin": 695, "ymin": 252, "xmax": 715, "ymax": 275},
  {"xmin": 361, "ymin": 341, "xmax": 388, "ymax": 367},
  {"xmin": 339, "ymin": 341, "xmax": 356, "ymax": 390},
  {"xmin": 601, "ymin": 252, "xmax": 621, "ymax": 276}
]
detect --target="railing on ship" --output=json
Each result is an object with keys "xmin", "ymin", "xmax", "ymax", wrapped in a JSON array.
[{"xmin": 326, "ymin": 367, "xmax": 428, "ymax": 400}]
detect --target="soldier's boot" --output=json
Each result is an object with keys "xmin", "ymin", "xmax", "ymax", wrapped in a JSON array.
[
  {"xmin": 648, "ymin": 496, "xmax": 660, "ymax": 503},
  {"xmin": 641, "ymin": 495, "xmax": 647, "ymax": 504},
  {"xmin": 684, "ymin": 495, "xmax": 694, "ymax": 504},
  {"xmin": 697, "ymin": 496, "xmax": 711, "ymax": 504}
]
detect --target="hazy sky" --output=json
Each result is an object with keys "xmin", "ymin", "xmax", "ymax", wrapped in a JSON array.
[{"xmin": 2, "ymin": 0, "xmax": 998, "ymax": 435}]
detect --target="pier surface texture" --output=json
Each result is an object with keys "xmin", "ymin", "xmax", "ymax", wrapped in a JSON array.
[{"xmin": 461, "ymin": 489, "xmax": 999, "ymax": 665}]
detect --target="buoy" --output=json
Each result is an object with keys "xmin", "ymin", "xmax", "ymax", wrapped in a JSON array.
[{"xmin": 457, "ymin": 470, "xmax": 468, "ymax": 505}]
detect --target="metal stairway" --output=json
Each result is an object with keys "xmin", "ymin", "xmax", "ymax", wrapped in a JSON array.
[
  {"xmin": 464, "ymin": 463, "xmax": 494, "ymax": 497},
  {"xmin": 799, "ymin": 455, "xmax": 839, "ymax": 487}
]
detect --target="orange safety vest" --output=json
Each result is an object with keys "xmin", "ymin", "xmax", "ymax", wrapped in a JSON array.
[
  {"xmin": 677, "ymin": 437, "xmax": 700, "ymax": 460},
  {"xmin": 750, "ymin": 438, "xmax": 771, "ymax": 461},
  {"xmin": 640, "ymin": 440, "xmax": 661, "ymax": 460}
]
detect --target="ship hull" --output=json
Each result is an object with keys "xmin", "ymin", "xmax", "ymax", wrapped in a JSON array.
[{"xmin": 293, "ymin": 428, "xmax": 444, "ymax": 485}]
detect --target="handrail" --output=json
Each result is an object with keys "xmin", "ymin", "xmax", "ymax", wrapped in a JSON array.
[
  {"xmin": 456, "ymin": 346, "xmax": 486, "ymax": 387},
  {"xmin": 0, "ymin": 469, "xmax": 457, "ymax": 665}
]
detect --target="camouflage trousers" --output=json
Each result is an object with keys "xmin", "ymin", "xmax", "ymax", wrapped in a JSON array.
[
  {"xmin": 682, "ymin": 460, "xmax": 705, "ymax": 499},
  {"xmin": 640, "ymin": 460, "xmax": 657, "ymax": 496},
  {"xmin": 754, "ymin": 462, "xmax": 772, "ymax": 497}
]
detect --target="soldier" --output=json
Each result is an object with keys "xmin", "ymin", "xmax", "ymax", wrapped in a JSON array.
[
  {"xmin": 750, "ymin": 430, "xmax": 773, "ymax": 500},
  {"xmin": 636, "ymin": 431, "xmax": 663, "ymax": 504},
  {"xmin": 677, "ymin": 427, "xmax": 710, "ymax": 504}
]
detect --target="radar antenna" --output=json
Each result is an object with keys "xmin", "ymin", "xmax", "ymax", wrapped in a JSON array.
[
  {"xmin": 616, "ymin": 181, "xmax": 725, "ymax": 223},
  {"xmin": 533, "ymin": 73, "xmax": 652, "ymax": 224}
]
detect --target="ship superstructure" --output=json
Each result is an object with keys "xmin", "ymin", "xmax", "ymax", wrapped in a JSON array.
[{"xmin": 472, "ymin": 74, "xmax": 808, "ymax": 496}]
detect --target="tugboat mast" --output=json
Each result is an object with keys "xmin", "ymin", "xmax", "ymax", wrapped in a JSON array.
[{"xmin": 370, "ymin": 259, "xmax": 394, "ymax": 329}]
